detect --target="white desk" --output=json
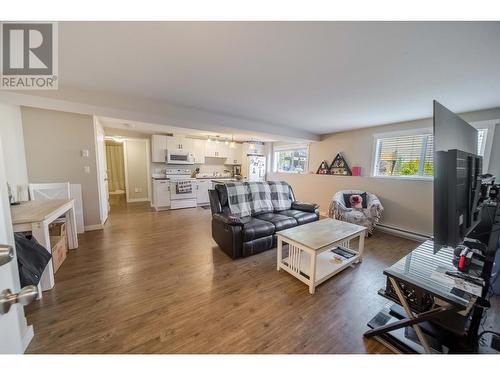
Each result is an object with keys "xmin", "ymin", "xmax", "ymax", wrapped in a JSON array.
[{"xmin": 11, "ymin": 199, "xmax": 79, "ymax": 296}]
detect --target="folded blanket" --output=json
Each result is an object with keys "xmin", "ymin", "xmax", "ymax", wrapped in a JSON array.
[{"xmin": 267, "ymin": 181, "xmax": 292, "ymax": 211}]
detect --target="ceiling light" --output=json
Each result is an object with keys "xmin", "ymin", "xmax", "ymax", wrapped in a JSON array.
[
  {"xmin": 207, "ymin": 137, "xmax": 212, "ymax": 143},
  {"xmin": 229, "ymin": 135, "xmax": 236, "ymax": 148},
  {"xmin": 225, "ymin": 139, "xmax": 229, "ymax": 145},
  {"xmin": 249, "ymin": 142, "xmax": 256, "ymax": 150}
]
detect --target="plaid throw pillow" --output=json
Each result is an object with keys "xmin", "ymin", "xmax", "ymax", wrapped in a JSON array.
[
  {"xmin": 248, "ymin": 182, "xmax": 273, "ymax": 215},
  {"xmin": 268, "ymin": 181, "xmax": 292, "ymax": 211},
  {"xmin": 225, "ymin": 182, "xmax": 252, "ymax": 217}
]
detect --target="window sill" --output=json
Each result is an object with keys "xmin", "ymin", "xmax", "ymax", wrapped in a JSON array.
[
  {"xmin": 273, "ymin": 171, "xmax": 308, "ymax": 174},
  {"xmin": 370, "ymin": 175, "xmax": 433, "ymax": 182}
]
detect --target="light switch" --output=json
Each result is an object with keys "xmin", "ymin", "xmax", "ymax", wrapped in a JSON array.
[
  {"xmin": 81, "ymin": 149, "xmax": 89, "ymax": 157},
  {"xmin": 84, "ymin": 166, "xmax": 90, "ymax": 174}
]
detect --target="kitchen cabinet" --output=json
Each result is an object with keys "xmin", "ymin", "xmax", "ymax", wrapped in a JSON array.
[
  {"xmin": 151, "ymin": 135, "xmax": 168, "ymax": 163},
  {"xmin": 196, "ymin": 179, "xmax": 211, "ymax": 205},
  {"xmin": 205, "ymin": 141, "xmax": 228, "ymax": 158},
  {"xmin": 166, "ymin": 135, "xmax": 193, "ymax": 151},
  {"xmin": 153, "ymin": 179, "xmax": 170, "ymax": 210},
  {"xmin": 225, "ymin": 143, "xmax": 243, "ymax": 165},
  {"xmin": 192, "ymin": 139, "xmax": 206, "ymax": 164}
]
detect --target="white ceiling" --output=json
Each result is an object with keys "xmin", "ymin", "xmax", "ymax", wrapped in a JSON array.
[{"xmin": 59, "ymin": 21, "xmax": 500, "ymax": 135}]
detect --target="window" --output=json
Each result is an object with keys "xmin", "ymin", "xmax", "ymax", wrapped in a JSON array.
[
  {"xmin": 273, "ymin": 145, "xmax": 308, "ymax": 173},
  {"xmin": 373, "ymin": 129, "xmax": 488, "ymax": 178}
]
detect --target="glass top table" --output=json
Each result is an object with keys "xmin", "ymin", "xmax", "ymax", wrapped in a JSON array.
[{"xmin": 384, "ymin": 240, "xmax": 477, "ymax": 308}]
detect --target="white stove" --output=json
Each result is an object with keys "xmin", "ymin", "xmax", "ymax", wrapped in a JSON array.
[{"xmin": 165, "ymin": 168, "xmax": 197, "ymax": 209}]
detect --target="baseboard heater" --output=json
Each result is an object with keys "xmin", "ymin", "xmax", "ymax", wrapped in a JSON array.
[{"xmin": 376, "ymin": 224, "xmax": 430, "ymax": 242}]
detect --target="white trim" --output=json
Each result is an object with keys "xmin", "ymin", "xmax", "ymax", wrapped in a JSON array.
[
  {"xmin": 127, "ymin": 198, "xmax": 149, "ymax": 202},
  {"xmin": 370, "ymin": 175, "xmax": 433, "ymax": 182},
  {"xmin": 84, "ymin": 224, "xmax": 104, "ymax": 231},
  {"xmin": 22, "ymin": 325, "xmax": 34, "ymax": 352},
  {"xmin": 93, "ymin": 117, "xmax": 109, "ymax": 225},
  {"xmin": 377, "ymin": 223, "xmax": 430, "ymax": 242},
  {"xmin": 471, "ymin": 120, "xmax": 497, "ymax": 174}
]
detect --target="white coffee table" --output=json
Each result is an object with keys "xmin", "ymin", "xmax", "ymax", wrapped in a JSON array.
[{"xmin": 276, "ymin": 218, "xmax": 366, "ymax": 294}]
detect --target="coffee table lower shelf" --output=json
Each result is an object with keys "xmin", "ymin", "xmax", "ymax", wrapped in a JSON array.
[{"xmin": 280, "ymin": 250, "xmax": 360, "ymax": 288}]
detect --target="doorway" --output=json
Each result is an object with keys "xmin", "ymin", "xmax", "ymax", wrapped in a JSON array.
[{"xmin": 105, "ymin": 140, "xmax": 126, "ymax": 196}]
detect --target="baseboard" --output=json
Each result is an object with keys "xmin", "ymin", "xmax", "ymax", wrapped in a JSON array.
[
  {"xmin": 127, "ymin": 198, "xmax": 149, "ymax": 203},
  {"xmin": 22, "ymin": 325, "xmax": 34, "ymax": 352},
  {"xmin": 84, "ymin": 224, "xmax": 104, "ymax": 231},
  {"xmin": 377, "ymin": 224, "xmax": 430, "ymax": 242}
]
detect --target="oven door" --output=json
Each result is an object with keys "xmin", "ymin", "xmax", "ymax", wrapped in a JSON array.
[
  {"xmin": 166, "ymin": 150, "xmax": 194, "ymax": 165},
  {"xmin": 169, "ymin": 180, "xmax": 196, "ymax": 200}
]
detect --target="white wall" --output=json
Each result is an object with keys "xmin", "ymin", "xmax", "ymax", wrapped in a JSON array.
[{"xmin": 0, "ymin": 103, "xmax": 29, "ymax": 201}]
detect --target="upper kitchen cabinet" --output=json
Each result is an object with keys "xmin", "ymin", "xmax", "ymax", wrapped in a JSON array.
[
  {"xmin": 192, "ymin": 138, "xmax": 206, "ymax": 164},
  {"xmin": 151, "ymin": 134, "xmax": 168, "ymax": 163},
  {"xmin": 166, "ymin": 135, "xmax": 193, "ymax": 151},
  {"xmin": 205, "ymin": 141, "xmax": 228, "ymax": 158},
  {"xmin": 224, "ymin": 143, "xmax": 243, "ymax": 165}
]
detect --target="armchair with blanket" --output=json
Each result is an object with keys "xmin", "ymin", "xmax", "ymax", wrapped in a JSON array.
[{"xmin": 328, "ymin": 190, "xmax": 383, "ymax": 236}]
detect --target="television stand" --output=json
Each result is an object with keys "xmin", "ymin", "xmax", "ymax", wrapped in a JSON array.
[{"xmin": 364, "ymin": 240, "xmax": 484, "ymax": 353}]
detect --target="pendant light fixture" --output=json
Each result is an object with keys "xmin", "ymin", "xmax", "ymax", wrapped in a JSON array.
[{"xmin": 229, "ymin": 135, "xmax": 236, "ymax": 149}]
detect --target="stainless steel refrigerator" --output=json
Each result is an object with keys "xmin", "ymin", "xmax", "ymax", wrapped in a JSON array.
[{"xmin": 247, "ymin": 155, "xmax": 266, "ymax": 181}]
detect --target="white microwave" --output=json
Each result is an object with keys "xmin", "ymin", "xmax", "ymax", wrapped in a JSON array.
[{"xmin": 166, "ymin": 150, "xmax": 194, "ymax": 165}]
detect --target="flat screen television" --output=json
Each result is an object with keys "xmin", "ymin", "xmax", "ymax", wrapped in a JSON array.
[{"xmin": 433, "ymin": 101, "xmax": 483, "ymax": 252}]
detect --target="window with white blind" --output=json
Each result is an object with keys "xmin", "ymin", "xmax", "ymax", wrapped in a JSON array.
[{"xmin": 373, "ymin": 129, "xmax": 488, "ymax": 179}]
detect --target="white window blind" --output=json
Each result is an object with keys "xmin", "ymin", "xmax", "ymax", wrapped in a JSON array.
[
  {"xmin": 374, "ymin": 133, "xmax": 433, "ymax": 177},
  {"xmin": 373, "ymin": 129, "xmax": 488, "ymax": 178}
]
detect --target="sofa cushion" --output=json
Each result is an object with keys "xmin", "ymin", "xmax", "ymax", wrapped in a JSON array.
[
  {"xmin": 248, "ymin": 182, "xmax": 274, "ymax": 215},
  {"xmin": 254, "ymin": 213, "xmax": 297, "ymax": 231},
  {"xmin": 267, "ymin": 181, "xmax": 293, "ymax": 211},
  {"xmin": 240, "ymin": 216, "xmax": 276, "ymax": 242},
  {"xmin": 278, "ymin": 209, "xmax": 318, "ymax": 225}
]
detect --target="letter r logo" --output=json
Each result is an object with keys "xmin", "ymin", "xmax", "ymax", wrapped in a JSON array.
[{"xmin": 1, "ymin": 23, "xmax": 53, "ymax": 75}]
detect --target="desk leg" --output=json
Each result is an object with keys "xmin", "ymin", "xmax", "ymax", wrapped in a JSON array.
[
  {"xmin": 65, "ymin": 204, "xmax": 78, "ymax": 250},
  {"xmin": 31, "ymin": 222, "xmax": 55, "ymax": 295},
  {"xmin": 389, "ymin": 277, "xmax": 431, "ymax": 354},
  {"xmin": 277, "ymin": 237, "xmax": 282, "ymax": 271}
]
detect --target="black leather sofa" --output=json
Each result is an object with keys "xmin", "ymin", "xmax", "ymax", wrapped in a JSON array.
[{"xmin": 209, "ymin": 182, "xmax": 319, "ymax": 259}]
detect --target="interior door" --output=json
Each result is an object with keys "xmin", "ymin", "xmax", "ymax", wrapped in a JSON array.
[
  {"xmin": 95, "ymin": 120, "xmax": 110, "ymax": 220},
  {"xmin": 0, "ymin": 136, "xmax": 34, "ymax": 353}
]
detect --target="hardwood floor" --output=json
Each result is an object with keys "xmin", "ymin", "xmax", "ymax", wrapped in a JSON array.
[{"xmin": 25, "ymin": 195, "xmax": 419, "ymax": 353}]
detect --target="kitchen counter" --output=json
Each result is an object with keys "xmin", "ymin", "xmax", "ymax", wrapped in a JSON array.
[
  {"xmin": 211, "ymin": 179, "xmax": 243, "ymax": 184},
  {"xmin": 195, "ymin": 176, "xmax": 233, "ymax": 180}
]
